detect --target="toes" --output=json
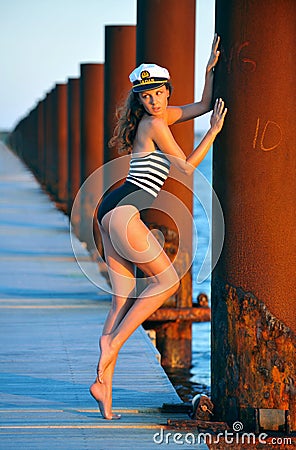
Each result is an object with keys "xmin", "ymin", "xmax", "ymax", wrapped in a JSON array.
[
  {"xmin": 89, "ymin": 380, "xmax": 120, "ymax": 420},
  {"xmin": 104, "ymin": 413, "xmax": 121, "ymax": 420}
]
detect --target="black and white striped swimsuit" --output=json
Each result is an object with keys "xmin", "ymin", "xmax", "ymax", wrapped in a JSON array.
[
  {"xmin": 126, "ymin": 148, "xmax": 171, "ymax": 197},
  {"xmin": 97, "ymin": 148, "xmax": 171, "ymax": 224}
]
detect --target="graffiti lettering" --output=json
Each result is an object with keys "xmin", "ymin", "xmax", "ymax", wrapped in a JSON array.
[
  {"xmin": 220, "ymin": 41, "xmax": 256, "ymax": 74},
  {"xmin": 237, "ymin": 41, "xmax": 257, "ymax": 73},
  {"xmin": 253, "ymin": 118, "xmax": 283, "ymax": 152}
]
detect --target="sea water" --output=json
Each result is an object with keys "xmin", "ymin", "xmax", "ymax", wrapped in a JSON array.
[{"xmin": 167, "ymin": 145, "xmax": 213, "ymax": 401}]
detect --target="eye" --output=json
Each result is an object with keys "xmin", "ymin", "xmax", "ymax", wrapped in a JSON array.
[
  {"xmin": 156, "ymin": 90, "xmax": 163, "ymax": 95},
  {"xmin": 141, "ymin": 94, "xmax": 150, "ymax": 100}
]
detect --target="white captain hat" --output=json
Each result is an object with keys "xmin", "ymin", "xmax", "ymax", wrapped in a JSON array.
[{"xmin": 129, "ymin": 63, "xmax": 170, "ymax": 93}]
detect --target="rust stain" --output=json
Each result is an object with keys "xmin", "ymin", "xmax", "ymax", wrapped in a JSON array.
[{"xmin": 214, "ymin": 284, "xmax": 296, "ymax": 430}]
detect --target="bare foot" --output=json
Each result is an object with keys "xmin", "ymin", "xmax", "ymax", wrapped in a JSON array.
[
  {"xmin": 89, "ymin": 379, "xmax": 121, "ymax": 420},
  {"xmin": 97, "ymin": 334, "xmax": 118, "ymax": 383}
]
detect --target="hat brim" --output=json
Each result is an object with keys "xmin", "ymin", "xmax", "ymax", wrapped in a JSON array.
[{"xmin": 132, "ymin": 81, "xmax": 167, "ymax": 93}]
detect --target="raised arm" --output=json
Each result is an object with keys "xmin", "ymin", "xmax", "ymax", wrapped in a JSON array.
[
  {"xmin": 151, "ymin": 98, "xmax": 227, "ymax": 175},
  {"xmin": 167, "ymin": 34, "xmax": 221, "ymax": 125}
]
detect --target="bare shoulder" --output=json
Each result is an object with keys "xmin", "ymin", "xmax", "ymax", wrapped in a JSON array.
[
  {"xmin": 167, "ymin": 106, "xmax": 183, "ymax": 124},
  {"xmin": 142, "ymin": 115, "xmax": 166, "ymax": 126},
  {"xmin": 135, "ymin": 116, "xmax": 167, "ymax": 151},
  {"xmin": 139, "ymin": 115, "xmax": 167, "ymax": 135},
  {"xmin": 150, "ymin": 116, "xmax": 167, "ymax": 128}
]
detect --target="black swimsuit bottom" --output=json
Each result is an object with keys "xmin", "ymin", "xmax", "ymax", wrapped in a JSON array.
[{"xmin": 97, "ymin": 181, "xmax": 155, "ymax": 225}]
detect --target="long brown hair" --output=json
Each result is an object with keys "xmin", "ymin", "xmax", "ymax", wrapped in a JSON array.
[{"xmin": 109, "ymin": 82, "xmax": 173, "ymax": 155}]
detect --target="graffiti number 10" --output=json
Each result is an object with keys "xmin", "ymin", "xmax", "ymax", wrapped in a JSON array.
[{"xmin": 253, "ymin": 118, "xmax": 282, "ymax": 152}]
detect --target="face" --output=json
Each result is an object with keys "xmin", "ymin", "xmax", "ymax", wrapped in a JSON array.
[{"xmin": 138, "ymin": 86, "xmax": 169, "ymax": 117}]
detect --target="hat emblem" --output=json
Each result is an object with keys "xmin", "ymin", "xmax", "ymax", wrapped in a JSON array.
[{"xmin": 140, "ymin": 70, "xmax": 150, "ymax": 79}]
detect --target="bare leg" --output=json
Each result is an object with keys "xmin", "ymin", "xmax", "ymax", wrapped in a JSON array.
[
  {"xmin": 90, "ymin": 225, "xmax": 136, "ymax": 419},
  {"xmin": 97, "ymin": 206, "xmax": 180, "ymax": 382}
]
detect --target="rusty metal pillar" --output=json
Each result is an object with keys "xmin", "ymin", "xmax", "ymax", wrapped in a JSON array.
[
  {"xmin": 44, "ymin": 89, "xmax": 55, "ymax": 195},
  {"xmin": 27, "ymin": 107, "xmax": 38, "ymax": 177},
  {"xmin": 48, "ymin": 86, "xmax": 59, "ymax": 199},
  {"xmin": 41, "ymin": 94, "xmax": 49, "ymax": 188},
  {"xmin": 26, "ymin": 113, "xmax": 33, "ymax": 169},
  {"xmin": 37, "ymin": 100, "xmax": 44, "ymax": 184},
  {"xmin": 41, "ymin": 96, "xmax": 48, "ymax": 187},
  {"xmin": 67, "ymin": 78, "xmax": 80, "ymax": 222},
  {"xmin": 22, "ymin": 113, "xmax": 29, "ymax": 166},
  {"xmin": 103, "ymin": 25, "xmax": 136, "ymax": 179},
  {"xmin": 137, "ymin": 0, "xmax": 196, "ymax": 368},
  {"xmin": 21, "ymin": 115, "xmax": 29, "ymax": 167},
  {"xmin": 33, "ymin": 107, "xmax": 39, "ymax": 177},
  {"xmin": 98, "ymin": 25, "xmax": 136, "ymax": 273},
  {"xmin": 79, "ymin": 63, "xmax": 104, "ymax": 254},
  {"xmin": 10, "ymin": 120, "xmax": 23, "ymax": 158},
  {"xmin": 212, "ymin": 0, "xmax": 296, "ymax": 432},
  {"xmin": 16, "ymin": 119, "xmax": 24, "ymax": 160},
  {"xmin": 52, "ymin": 83, "xmax": 68, "ymax": 209}
]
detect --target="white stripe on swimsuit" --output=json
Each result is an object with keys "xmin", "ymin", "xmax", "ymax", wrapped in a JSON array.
[{"xmin": 126, "ymin": 148, "xmax": 171, "ymax": 197}]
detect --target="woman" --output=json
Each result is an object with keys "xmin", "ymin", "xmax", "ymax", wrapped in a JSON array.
[{"xmin": 90, "ymin": 34, "xmax": 227, "ymax": 419}]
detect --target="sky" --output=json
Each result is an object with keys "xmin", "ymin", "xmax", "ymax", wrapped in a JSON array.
[{"xmin": 0, "ymin": 0, "xmax": 214, "ymax": 132}]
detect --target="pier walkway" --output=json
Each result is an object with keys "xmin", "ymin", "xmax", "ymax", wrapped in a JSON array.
[{"xmin": 0, "ymin": 142, "xmax": 207, "ymax": 449}]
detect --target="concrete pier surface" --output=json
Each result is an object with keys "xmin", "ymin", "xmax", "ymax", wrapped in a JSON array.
[{"xmin": 0, "ymin": 141, "xmax": 208, "ymax": 449}]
